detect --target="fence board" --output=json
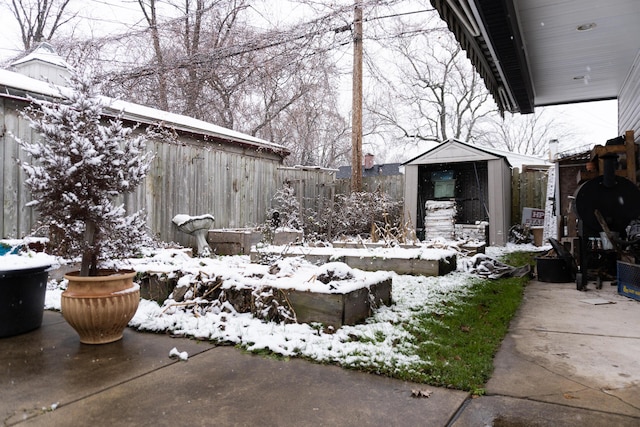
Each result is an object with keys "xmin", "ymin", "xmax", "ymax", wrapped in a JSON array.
[
  {"xmin": 511, "ymin": 167, "xmax": 548, "ymax": 225},
  {"xmin": 335, "ymin": 174, "xmax": 404, "ymax": 201},
  {"xmin": 9, "ymin": 92, "xmax": 550, "ymax": 247}
]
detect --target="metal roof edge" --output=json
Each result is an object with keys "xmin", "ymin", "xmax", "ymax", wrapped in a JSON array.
[{"xmin": 0, "ymin": 68, "xmax": 289, "ymax": 157}]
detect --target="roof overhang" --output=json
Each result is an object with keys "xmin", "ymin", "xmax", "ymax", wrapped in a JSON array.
[{"xmin": 430, "ymin": 0, "xmax": 640, "ymax": 114}]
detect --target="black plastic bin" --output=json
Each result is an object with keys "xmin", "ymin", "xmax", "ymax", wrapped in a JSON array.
[
  {"xmin": 0, "ymin": 265, "xmax": 50, "ymax": 338},
  {"xmin": 535, "ymin": 257, "xmax": 574, "ymax": 283}
]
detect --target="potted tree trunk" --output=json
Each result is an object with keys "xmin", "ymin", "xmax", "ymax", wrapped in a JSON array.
[{"xmin": 15, "ymin": 71, "xmax": 154, "ymax": 344}]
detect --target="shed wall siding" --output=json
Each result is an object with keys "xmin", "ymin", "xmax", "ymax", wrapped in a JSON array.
[
  {"xmin": 619, "ymin": 51, "xmax": 640, "ymax": 140},
  {"xmin": 403, "ymin": 165, "xmax": 419, "ymax": 229}
]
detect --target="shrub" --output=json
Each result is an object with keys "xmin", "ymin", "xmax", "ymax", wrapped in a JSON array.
[{"xmin": 15, "ymin": 71, "xmax": 154, "ymax": 276}]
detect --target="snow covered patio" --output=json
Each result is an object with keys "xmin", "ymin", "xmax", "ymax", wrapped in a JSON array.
[{"xmin": 6, "ymin": 244, "xmax": 639, "ymax": 426}]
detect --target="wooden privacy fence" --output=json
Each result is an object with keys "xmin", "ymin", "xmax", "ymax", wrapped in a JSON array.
[
  {"xmin": 275, "ymin": 166, "xmax": 337, "ymax": 223},
  {"xmin": 2, "ymin": 93, "xmax": 343, "ymax": 251},
  {"xmin": 511, "ymin": 167, "xmax": 548, "ymax": 225},
  {"xmin": 2, "ymin": 137, "xmax": 337, "ymax": 249},
  {"xmin": 335, "ymin": 174, "xmax": 405, "ymax": 201},
  {"xmin": 4, "ymin": 104, "xmax": 540, "ymax": 247}
]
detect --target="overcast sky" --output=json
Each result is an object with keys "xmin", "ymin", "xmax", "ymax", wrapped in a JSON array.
[{"xmin": 0, "ymin": 0, "xmax": 619, "ymax": 154}]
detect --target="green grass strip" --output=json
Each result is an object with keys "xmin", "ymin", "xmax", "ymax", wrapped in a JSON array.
[{"xmin": 398, "ymin": 251, "xmax": 534, "ymax": 393}]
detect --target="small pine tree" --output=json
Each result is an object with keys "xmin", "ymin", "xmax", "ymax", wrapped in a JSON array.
[
  {"xmin": 268, "ymin": 182, "xmax": 302, "ymax": 230},
  {"xmin": 15, "ymin": 71, "xmax": 154, "ymax": 276}
]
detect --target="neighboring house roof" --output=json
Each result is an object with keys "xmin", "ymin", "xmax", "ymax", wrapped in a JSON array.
[
  {"xmin": 10, "ymin": 42, "xmax": 72, "ymax": 71},
  {"xmin": 428, "ymin": 0, "xmax": 640, "ymax": 114},
  {"xmin": 1, "ymin": 53, "xmax": 289, "ymax": 157},
  {"xmin": 336, "ymin": 163, "xmax": 403, "ymax": 179},
  {"xmin": 403, "ymin": 139, "xmax": 549, "ymax": 170}
]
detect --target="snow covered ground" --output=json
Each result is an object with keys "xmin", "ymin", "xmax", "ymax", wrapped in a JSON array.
[
  {"xmin": 1, "ymin": 238, "xmax": 544, "ymax": 369},
  {"xmin": 7, "ymin": 241, "xmax": 542, "ymax": 372}
]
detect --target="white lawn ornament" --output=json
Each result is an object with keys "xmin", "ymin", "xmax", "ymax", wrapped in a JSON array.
[{"xmin": 172, "ymin": 214, "xmax": 215, "ymax": 257}]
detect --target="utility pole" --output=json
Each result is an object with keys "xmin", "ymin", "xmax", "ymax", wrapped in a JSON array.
[{"xmin": 350, "ymin": 1, "xmax": 363, "ymax": 193}]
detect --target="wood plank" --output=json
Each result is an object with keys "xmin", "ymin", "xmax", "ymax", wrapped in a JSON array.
[
  {"xmin": 344, "ymin": 255, "xmax": 441, "ymax": 275},
  {"xmin": 369, "ymin": 279, "xmax": 392, "ymax": 307},
  {"xmin": 625, "ymin": 130, "xmax": 636, "ymax": 183},
  {"xmin": 343, "ymin": 287, "xmax": 370, "ymax": 325},
  {"xmin": 285, "ymin": 290, "xmax": 345, "ymax": 328}
]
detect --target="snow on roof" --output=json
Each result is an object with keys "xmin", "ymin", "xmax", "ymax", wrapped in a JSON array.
[
  {"xmin": 10, "ymin": 43, "xmax": 72, "ymax": 70},
  {"xmin": 480, "ymin": 144, "xmax": 551, "ymax": 169},
  {"xmin": 404, "ymin": 138, "xmax": 550, "ymax": 170},
  {"xmin": 105, "ymin": 96, "xmax": 288, "ymax": 154},
  {"xmin": 0, "ymin": 66, "xmax": 288, "ymax": 156}
]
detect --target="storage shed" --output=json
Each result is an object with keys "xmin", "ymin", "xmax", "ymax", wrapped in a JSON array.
[{"xmin": 403, "ymin": 139, "xmax": 512, "ymax": 246}]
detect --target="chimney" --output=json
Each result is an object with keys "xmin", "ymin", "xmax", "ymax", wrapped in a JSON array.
[
  {"xmin": 548, "ymin": 139, "xmax": 558, "ymax": 162},
  {"xmin": 364, "ymin": 153, "xmax": 374, "ymax": 170}
]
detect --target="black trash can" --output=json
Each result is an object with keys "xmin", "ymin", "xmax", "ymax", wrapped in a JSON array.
[
  {"xmin": 535, "ymin": 257, "xmax": 574, "ymax": 282},
  {"xmin": 0, "ymin": 265, "xmax": 50, "ymax": 338}
]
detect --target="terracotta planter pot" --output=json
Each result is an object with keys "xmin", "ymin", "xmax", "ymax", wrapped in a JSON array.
[
  {"xmin": 0, "ymin": 265, "xmax": 50, "ymax": 338},
  {"xmin": 62, "ymin": 269, "xmax": 140, "ymax": 344}
]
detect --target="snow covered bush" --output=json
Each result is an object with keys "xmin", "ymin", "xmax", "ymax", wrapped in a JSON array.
[
  {"xmin": 309, "ymin": 191, "xmax": 405, "ymax": 241},
  {"xmin": 14, "ymin": 71, "xmax": 154, "ymax": 276},
  {"xmin": 261, "ymin": 181, "xmax": 303, "ymax": 243},
  {"xmin": 267, "ymin": 181, "xmax": 302, "ymax": 230}
]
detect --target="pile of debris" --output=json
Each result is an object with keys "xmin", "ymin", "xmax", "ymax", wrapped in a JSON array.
[{"xmin": 163, "ymin": 271, "xmax": 297, "ymax": 324}]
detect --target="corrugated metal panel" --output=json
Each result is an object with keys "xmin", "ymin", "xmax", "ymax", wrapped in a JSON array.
[
  {"xmin": 429, "ymin": 0, "xmax": 512, "ymax": 112},
  {"xmin": 403, "ymin": 165, "xmax": 419, "ymax": 230}
]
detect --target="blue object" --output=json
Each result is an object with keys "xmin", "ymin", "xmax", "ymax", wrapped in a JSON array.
[{"xmin": 0, "ymin": 243, "xmax": 22, "ymax": 256}]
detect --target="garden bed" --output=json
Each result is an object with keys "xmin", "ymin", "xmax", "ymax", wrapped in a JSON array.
[
  {"xmin": 251, "ymin": 245, "xmax": 457, "ymax": 276},
  {"xmin": 208, "ymin": 228, "xmax": 263, "ymax": 255},
  {"xmin": 130, "ymin": 251, "xmax": 394, "ymax": 328},
  {"xmin": 208, "ymin": 228, "xmax": 303, "ymax": 255},
  {"xmin": 183, "ymin": 277, "xmax": 392, "ymax": 329}
]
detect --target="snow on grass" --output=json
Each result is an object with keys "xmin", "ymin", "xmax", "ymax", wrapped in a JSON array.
[{"xmin": 36, "ymin": 243, "xmax": 541, "ymax": 373}]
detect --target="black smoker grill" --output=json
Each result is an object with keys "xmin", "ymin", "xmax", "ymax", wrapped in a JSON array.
[{"xmin": 574, "ymin": 153, "xmax": 640, "ymax": 290}]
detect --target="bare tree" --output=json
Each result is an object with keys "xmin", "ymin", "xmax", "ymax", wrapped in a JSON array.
[
  {"xmin": 6, "ymin": 0, "xmax": 76, "ymax": 50},
  {"xmin": 15, "ymin": 0, "xmax": 354, "ymax": 167},
  {"xmin": 253, "ymin": 54, "xmax": 351, "ymax": 167},
  {"xmin": 476, "ymin": 110, "xmax": 574, "ymax": 157},
  {"xmin": 177, "ymin": 0, "xmax": 207, "ymax": 116},
  {"xmin": 366, "ymin": 15, "xmax": 496, "ymax": 147},
  {"xmin": 99, "ymin": 0, "xmax": 352, "ymax": 167},
  {"xmin": 137, "ymin": 0, "xmax": 170, "ymax": 111}
]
